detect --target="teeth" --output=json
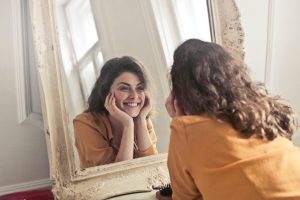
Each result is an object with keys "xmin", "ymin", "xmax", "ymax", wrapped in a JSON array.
[{"xmin": 124, "ymin": 102, "xmax": 138, "ymax": 107}]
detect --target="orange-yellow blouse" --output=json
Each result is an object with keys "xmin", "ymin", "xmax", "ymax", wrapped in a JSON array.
[
  {"xmin": 73, "ymin": 112, "xmax": 157, "ymax": 169},
  {"xmin": 168, "ymin": 115, "xmax": 300, "ymax": 200}
]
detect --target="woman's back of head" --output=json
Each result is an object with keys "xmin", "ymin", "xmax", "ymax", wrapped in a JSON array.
[{"xmin": 171, "ymin": 39, "xmax": 297, "ymax": 140}]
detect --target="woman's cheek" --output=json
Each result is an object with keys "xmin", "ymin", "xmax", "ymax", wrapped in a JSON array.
[
  {"xmin": 140, "ymin": 94, "xmax": 146, "ymax": 107},
  {"xmin": 112, "ymin": 93, "xmax": 122, "ymax": 108}
]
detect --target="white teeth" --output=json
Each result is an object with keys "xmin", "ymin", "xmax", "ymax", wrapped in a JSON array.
[{"xmin": 124, "ymin": 102, "xmax": 138, "ymax": 107}]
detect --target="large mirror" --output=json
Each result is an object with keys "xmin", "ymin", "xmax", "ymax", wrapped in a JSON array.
[
  {"xmin": 54, "ymin": 0, "xmax": 213, "ymax": 170},
  {"xmin": 29, "ymin": 0, "xmax": 244, "ymax": 199}
]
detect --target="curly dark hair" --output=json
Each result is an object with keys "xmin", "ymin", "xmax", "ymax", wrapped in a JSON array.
[
  {"xmin": 86, "ymin": 56, "xmax": 152, "ymax": 116},
  {"xmin": 171, "ymin": 39, "xmax": 297, "ymax": 140}
]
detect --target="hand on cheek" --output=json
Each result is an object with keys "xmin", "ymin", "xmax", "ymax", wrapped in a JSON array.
[
  {"xmin": 138, "ymin": 95, "xmax": 151, "ymax": 119},
  {"xmin": 105, "ymin": 93, "xmax": 133, "ymax": 126}
]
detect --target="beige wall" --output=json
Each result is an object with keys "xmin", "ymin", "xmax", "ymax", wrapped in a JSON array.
[
  {"xmin": 236, "ymin": 0, "xmax": 300, "ymax": 145},
  {"xmin": 270, "ymin": 0, "xmax": 300, "ymax": 145},
  {"xmin": 0, "ymin": 0, "xmax": 50, "ymax": 195}
]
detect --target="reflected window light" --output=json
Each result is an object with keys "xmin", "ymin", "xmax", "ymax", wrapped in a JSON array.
[
  {"xmin": 152, "ymin": 0, "xmax": 211, "ymax": 67},
  {"xmin": 96, "ymin": 52, "xmax": 104, "ymax": 73},
  {"xmin": 56, "ymin": 0, "xmax": 103, "ymax": 108},
  {"xmin": 66, "ymin": 0, "xmax": 98, "ymax": 59},
  {"xmin": 59, "ymin": 37, "xmax": 74, "ymax": 76},
  {"xmin": 80, "ymin": 62, "xmax": 96, "ymax": 100},
  {"xmin": 173, "ymin": 0, "xmax": 211, "ymax": 42}
]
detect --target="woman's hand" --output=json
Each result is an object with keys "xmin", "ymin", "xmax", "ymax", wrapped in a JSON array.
[
  {"xmin": 137, "ymin": 95, "xmax": 152, "ymax": 120},
  {"xmin": 133, "ymin": 95, "xmax": 153, "ymax": 152},
  {"xmin": 105, "ymin": 93, "xmax": 133, "ymax": 127},
  {"xmin": 165, "ymin": 93, "xmax": 185, "ymax": 118},
  {"xmin": 105, "ymin": 93, "xmax": 135, "ymax": 162}
]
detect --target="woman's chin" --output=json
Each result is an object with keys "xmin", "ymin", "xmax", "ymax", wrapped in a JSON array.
[
  {"xmin": 128, "ymin": 113, "xmax": 139, "ymax": 118},
  {"xmin": 124, "ymin": 110, "xmax": 140, "ymax": 118}
]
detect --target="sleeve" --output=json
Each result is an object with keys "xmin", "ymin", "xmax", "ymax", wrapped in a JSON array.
[
  {"xmin": 73, "ymin": 116, "xmax": 115, "ymax": 169},
  {"xmin": 135, "ymin": 119, "xmax": 158, "ymax": 157},
  {"xmin": 167, "ymin": 118, "xmax": 203, "ymax": 200}
]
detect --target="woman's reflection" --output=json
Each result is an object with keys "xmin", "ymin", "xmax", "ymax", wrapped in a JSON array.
[{"xmin": 73, "ymin": 56, "xmax": 157, "ymax": 169}]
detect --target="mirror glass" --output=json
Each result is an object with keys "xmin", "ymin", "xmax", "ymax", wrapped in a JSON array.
[{"xmin": 54, "ymin": 0, "xmax": 212, "ymax": 169}]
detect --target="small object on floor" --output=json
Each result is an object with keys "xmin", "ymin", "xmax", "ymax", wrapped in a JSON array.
[{"xmin": 155, "ymin": 184, "xmax": 172, "ymax": 200}]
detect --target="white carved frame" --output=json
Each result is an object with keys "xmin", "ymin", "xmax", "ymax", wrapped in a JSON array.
[{"xmin": 29, "ymin": 0, "xmax": 244, "ymax": 199}]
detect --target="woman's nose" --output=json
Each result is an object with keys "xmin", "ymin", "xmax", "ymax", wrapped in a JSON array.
[{"xmin": 128, "ymin": 90, "xmax": 139, "ymax": 99}]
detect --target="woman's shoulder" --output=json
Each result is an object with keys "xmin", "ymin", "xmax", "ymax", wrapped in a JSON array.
[
  {"xmin": 170, "ymin": 115, "xmax": 232, "ymax": 137},
  {"xmin": 74, "ymin": 112, "xmax": 108, "ymax": 127},
  {"xmin": 74, "ymin": 112, "xmax": 94, "ymax": 122},
  {"xmin": 73, "ymin": 112, "xmax": 113, "ymax": 140}
]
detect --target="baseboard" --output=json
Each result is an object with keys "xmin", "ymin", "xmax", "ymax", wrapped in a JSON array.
[{"xmin": 0, "ymin": 178, "xmax": 52, "ymax": 196}]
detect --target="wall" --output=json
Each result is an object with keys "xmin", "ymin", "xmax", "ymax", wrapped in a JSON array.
[
  {"xmin": 0, "ymin": 0, "xmax": 50, "ymax": 195},
  {"xmin": 270, "ymin": 0, "xmax": 300, "ymax": 144},
  {"xmin": 236, "ymin": 0, "xmax": 300, "ymax": 145}
]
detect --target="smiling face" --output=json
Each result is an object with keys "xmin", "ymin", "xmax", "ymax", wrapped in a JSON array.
[{"xmin": 110, "ymin": 72, "xmax": 146, "ymax": 117}]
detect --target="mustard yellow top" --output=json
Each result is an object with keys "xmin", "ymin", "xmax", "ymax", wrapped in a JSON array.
[
  {"xmin": 168, "ymin": 115, "xmax": 300, "ymax": 200},
  {"xmin": 73, "ymin": 112, "xmax": 157, "ymax": 169}
]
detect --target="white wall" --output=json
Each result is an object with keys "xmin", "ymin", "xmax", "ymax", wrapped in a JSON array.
[
  {"xmin": 235, "ymin": 0, "xmax": 269, "ymax": 83},
  {"xmin": 0, "ymin": 0, "xmax": 50, "ymax": 195},
  {"xmin": 236, "ymin": 0, "xmax": 300, "ymax": 145},
  {"xmin": 270, "ymin": 0, "xmax": 300, "ymax": 144}
]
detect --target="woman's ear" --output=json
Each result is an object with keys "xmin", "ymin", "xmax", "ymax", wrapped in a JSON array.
[{"xmin": 174, "ymin": 99, "xmax": 185, "ymax": 116}]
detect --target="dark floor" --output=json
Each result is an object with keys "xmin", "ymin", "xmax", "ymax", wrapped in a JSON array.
[{"xmin": 0, "ymin": 189, "xmax": 53, "ymax": 200}]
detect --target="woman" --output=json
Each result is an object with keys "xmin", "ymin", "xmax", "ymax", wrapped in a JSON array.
[
  {"xmin": 165, "ymin": 39, "xmax": 300, "ymax": 199},
  {"xmin": 73, "ymin": 56, "xmax": 157, "ymax": 169}
]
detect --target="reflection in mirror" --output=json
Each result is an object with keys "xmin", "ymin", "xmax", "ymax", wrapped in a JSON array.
[
  {"xmin": 73, "ymin": 56, "xmax": 159, "ymax": 169},
  {"xmin": 54, "ymin": 0, "xmax": 212, "ymax": 169}
]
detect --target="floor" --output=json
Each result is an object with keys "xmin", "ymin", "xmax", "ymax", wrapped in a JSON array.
[{"xmin": 0, "ymin": 189, "xmax": 53, "ymax": 200}]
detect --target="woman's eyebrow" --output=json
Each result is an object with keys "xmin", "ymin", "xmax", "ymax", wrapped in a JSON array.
[
  {"xmin": 117, "ymin": 82, "xmax": 143, "ymax": 86},
  {"xmin": 117, "ymin": 82, "xmax": 130, "ymax": 86}
]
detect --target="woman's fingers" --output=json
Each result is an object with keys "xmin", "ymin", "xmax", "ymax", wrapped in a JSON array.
[
  {"xmin": 106, "ymin": 93, "xmax": 122, "ymax": 115},
  {"xmin": 111, "ymin": 94, "xmax": 118, "ymax": 112},
  {"xmin": 138, "ymin": 95, "xmax": 152, "ymax": 119},
  {"xmin": 143, "ymin": 95, "xmax": 151, "ymax": 111},
  {"xmin": 104, "ymin": 93, "xmax": 110, "ymax": 110},
  {"xmin": 104, "ymin": 93, "xmax": 133, "ymax": 127},
  {"xmin": 105, "ymin": 93, "xmax": 115, "ymax": 113}
]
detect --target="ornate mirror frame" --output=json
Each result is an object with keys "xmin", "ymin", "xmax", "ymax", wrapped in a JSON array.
[{"xmin": 29, "ymin": 0, "xmax": 244, "ymax": 199}]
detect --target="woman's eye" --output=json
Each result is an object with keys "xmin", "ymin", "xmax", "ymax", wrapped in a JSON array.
[
  {"xmin": 119, "ymin": 87, "xmax": 129, "ymax": 91},
  {"xmin": 136, "ymin": 86, "xmax": 145, "ymax": 91}
]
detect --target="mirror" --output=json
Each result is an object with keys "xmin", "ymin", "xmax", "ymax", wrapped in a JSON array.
[
  {"xmin": 29, "ymin": 0, "xmax": 244, "ymax": 199},
  {"xmin": 54, "ymin": 0, "xmax": 213, "ymax": 169}
]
